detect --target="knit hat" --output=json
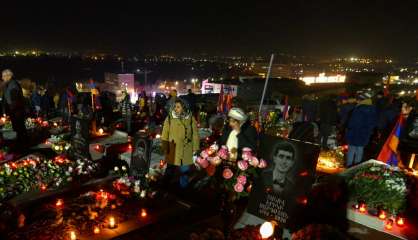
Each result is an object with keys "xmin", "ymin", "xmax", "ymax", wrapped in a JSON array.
[{"xmin": 228, "ymin": 108, "xmax": 248, "ymax": 122}]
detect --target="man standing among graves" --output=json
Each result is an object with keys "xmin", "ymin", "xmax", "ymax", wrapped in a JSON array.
[
  {"xmin": 345, "ymin": 92, "xmax": 377, "ymax": 167},
  {"xmin": 2, "ymin": 69, "xmax": 28, "ymax": 148}
]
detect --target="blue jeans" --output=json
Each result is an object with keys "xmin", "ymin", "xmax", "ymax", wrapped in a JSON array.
[{"xmin": 347, "ymin": 145, "xmax": 364, "ymax": 167}]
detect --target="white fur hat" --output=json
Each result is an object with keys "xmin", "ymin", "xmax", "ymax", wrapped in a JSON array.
[{"xmin": 228, "ymin": 108, "xmax": 248, "ymax": 122}]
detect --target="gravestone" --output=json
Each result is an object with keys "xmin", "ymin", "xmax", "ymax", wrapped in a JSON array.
[
  {"xmin": 70, "ymin": 115, "xmax": 91, "ymax": 160},
  {"xmin": 130, "ymin": 132, "xmax": 152, "ymax": 177},
  {"xmin": 247, "ymin": 135, "xmax": 320, "ymax": 230}
]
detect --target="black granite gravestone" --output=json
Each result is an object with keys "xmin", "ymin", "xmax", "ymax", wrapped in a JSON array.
[
  {"xmin": 70, "ymin": 115, "xmax": 91, "ymax": 160},
  {"xmin": 130, "ymin": 132, "xmax": 152, "ymax": 177},
  {"xmin": 247, "ymin": 135, "xmax": 320, "ymax": 230}
]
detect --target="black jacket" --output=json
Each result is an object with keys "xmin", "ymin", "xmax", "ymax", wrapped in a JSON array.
[
  {"xmin": 219, "ymin": 121, "xmax": 258, "ymax": 152},
  {"xmin": 2, "ymin": 79, "xmax": 25, "ymax": 114}
]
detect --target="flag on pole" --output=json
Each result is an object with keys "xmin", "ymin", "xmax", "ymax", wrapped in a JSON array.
[
  {"xmin": 217, "ymin": 84, "xmax": 224, "ymax": 113},
  {"xmin": 225, "ymin": 93, "xmax": 233, "ymax": 113},
  {"xmin": 377, "ymin": 115, "xmax": 405, "ymax": 166},
  {"xmin": 283, "ymin": 95, "xmax": 289, "ymax": 120}
]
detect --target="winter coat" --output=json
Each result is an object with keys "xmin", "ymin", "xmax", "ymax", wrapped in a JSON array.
[
  {"xmin": 2, "ymin": 79, "xmax": 25, "ymax": 115},
  {"xmin": 165, "ymin": 96, "xmax": 177, "ymax": 113},
  {"xmin": 31, "ymin": 92, "xmax": 42, "ymax": 109},
  {"xmin": 377, "ymin": 104, "xmax": 399, "ymax": 131},
  {"xmin": 338, "ymin": 103, "xmax": 356, "ymax": 126},
  {"xmin": 161, "ymin": 111, "xmax": 199, "ymax": 166},
  {"xmin": 302, "ymin": 99, "xmax": 318, "ymax": 122},
  {"xmin": 219, "ymin": 121, "xmax": 258, "ymax": 153},
  {"xmin": 345, "ymin": 100, "xmax": 377, "ymax": 146},
  {"xmin": 319, "ymin": 99, "xmax": 337, "ymax": 125}
]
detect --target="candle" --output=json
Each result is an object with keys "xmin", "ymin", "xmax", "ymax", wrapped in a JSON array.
[
  {"xmin": 55, "ymin": 199, "xmax": 64, "ymax": 208},
  {"xmin": 359, "ymin": 203, "xmax": 367, "ymax": 213},
  {"xmin": 396, "ymin": 217, "xmax": 405, "ymax": 227},
  {"xmin": 140, "ymin": 209, "xmax": 148, "ymax": 218},
  {"xmin": 70, "ymin": 231, "xmax": 77, "ymax": 240},
  {"xmin": 98, "ymin": 128, "xmax": 104, "ymax": 135},
  {"xmin": 378, "ymin": 210, "xmax": 386, "ymax": 220},
  {"xmin": 93, "ymin": 226, "xmax": 100, "ymax": 234},
  {"xmin": 385, "ymin": 219, "xmax": 394, "ymax": 230},
  {"xmin": 109, "ymin": 216, "xmax": 116, "ymax": 229}
]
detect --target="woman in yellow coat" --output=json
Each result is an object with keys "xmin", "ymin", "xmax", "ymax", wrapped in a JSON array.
[{"xmin": 161, "ymin": 98, "xmax": 199, "ymax": 166}]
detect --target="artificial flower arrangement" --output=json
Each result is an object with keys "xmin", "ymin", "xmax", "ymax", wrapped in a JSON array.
[
  {"xmin": 1, "ymin": 121, "xmax": 12, "ymax": 131},
  {"xmin": 0, "ymin": 155, "xmax": 72, "ymax": 201},
  {"xmin": 195, "ymin": 144, "xmax": 267, "ymax": 199},
  {"xmin": 49, "ymin": 135, "xmax": 72, "ymax": 154},
  {"xmin": 112, "ymin": 160, "xmax": 164, "ymax": 200},
  {"xmin": 347, "ymin": 162, "xmax": 408, "ymax": 216},
  {"xmin": 0, "ymin": 154, "xmax": 100, "ymax": 202},
  {"xmin": 263, "ymin": 120, "xmax": 293, "ymax": 138}
]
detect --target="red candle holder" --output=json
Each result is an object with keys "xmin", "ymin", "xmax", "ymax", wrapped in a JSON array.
[
  {"xmin": 359, "ymin": 203, "xmax": 367, "ymax": 213},
  {"xmin": 396, "ymin": 216, "xmax": 405, "ymax": 227},
  {"xmin": 385, "ymin": 219, "xmax": 394, "ymax": 230},
  {"xmin": 378, "ymin": 210, "xmax": 386, "ymax": 220}
]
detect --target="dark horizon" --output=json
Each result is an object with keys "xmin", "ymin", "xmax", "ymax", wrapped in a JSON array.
[{"xmin": 2, "ymin": 0, "xmax": 418, "ymax": 61}]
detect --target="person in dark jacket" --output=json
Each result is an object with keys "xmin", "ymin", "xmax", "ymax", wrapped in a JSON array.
[
  {"xmin": 184, "ymin": 89, "xmax": 197, "ymax": 114},
  {"xmin": 31, "ymin": 87, "xmax": 43, "ymax": 116},
  {"xmin": 1, "ymin": 69, "xmax": 28, "ymax": 148},
  {"xmin": 345, "ymin": 93, "xmax": 377, "ymax": 167},
  {"xmin": 318, "ymin": 97, "xmax": 338, "ymax": 149},
  {"xmin": 338, "ymin": 96, "xmax": 356, "ymax": 128},
  {"xmin": 219, "ymin": 108, "xmax": 257, "ymax": 160},
  {"xmin": 377, "ymin": 99, "xmax": 400, "ymax": 140},
  {"xmin": 302, "ymin": 94, "xmax": 318, "ymax": 122}
]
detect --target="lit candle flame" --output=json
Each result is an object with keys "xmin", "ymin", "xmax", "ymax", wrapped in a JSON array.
[
  {"xmin": 56, "ymin": 199, "xmax": 64, "ymax": 208},
  {"xmin": 109, "ymin": 216, "xmax": 116, "ymax": 228},
  {"xmin": 70, "ymin": 231, "xmax": 77, "ymax": 240},
  {"xmin": 140, "ymin": 209, "xmax": 148, "ymax": 218},
  {"xmin": 259, "ymin": 221, "xmax": 275, "ymax": 239}
]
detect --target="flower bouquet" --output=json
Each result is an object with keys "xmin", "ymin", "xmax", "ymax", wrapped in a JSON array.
[
  {"xmin": 50, "ymin": 135, "xmax": 72, "ymax": 154},
  {"xmin": 263, "ymin": 120, "xmax": 293, "ymax": 138},
  {"xmin": 347, "ymin": 162, "xmax": 408, "ymax": 216},
  {"xmin": 0, "ymin": 155, "xmax": 73, "ymax": 201},
  {"xmin": 195, "ymin": 144, "xmax": 267, "ymax": 200}
]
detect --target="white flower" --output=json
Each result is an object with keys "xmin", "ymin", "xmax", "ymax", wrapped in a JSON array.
[
  {"xmin": 140, "ymin": 190, "xmax": 146, "ymax": 198},
  {"xmin": 122, "ymin": 166, "xmax": 127, "ymax": 171},
  {"xmin": 114, "ymin": 166, "xmax": 119, "ymax": 171}
]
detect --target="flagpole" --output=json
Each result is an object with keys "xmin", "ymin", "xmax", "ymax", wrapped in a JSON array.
[{"xmin": 258, "ymin": 54, "xmax": 274, "ymax": 123}]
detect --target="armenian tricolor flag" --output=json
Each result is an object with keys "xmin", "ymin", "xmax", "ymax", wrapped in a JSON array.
[
  {"xmin": 217, "ymin": 84, "xmax": 224, "ymax": 113},
  {"xmin": 283, "ymin": 95, "xmax": 289, "ymax": 120},
  {"xmin": 377, "ymin": 115, "xmax": 405, "ymax": 166}
]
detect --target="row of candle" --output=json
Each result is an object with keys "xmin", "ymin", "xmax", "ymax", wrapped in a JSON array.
[
  {"xmin": 354, "ymin": 202, "xmax": 405, "ymax": 230},
  {"xmin": 58, "ymin": 195, "xmax": 148, "ymax": 240}
]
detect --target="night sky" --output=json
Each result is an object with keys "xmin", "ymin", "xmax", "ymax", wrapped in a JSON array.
[{"xmin": 2, "ymin": 0, "xmax": 418, "ymax": 60}]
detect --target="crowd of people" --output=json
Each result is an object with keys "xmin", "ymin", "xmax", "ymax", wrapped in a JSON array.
[
  {"xmin": 293, "ymin": 91, "xmax": 416, "ymax": 167},
  {"xmin": 1, "ymin": 68, "xmax": 417, "ymax": 169}
]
